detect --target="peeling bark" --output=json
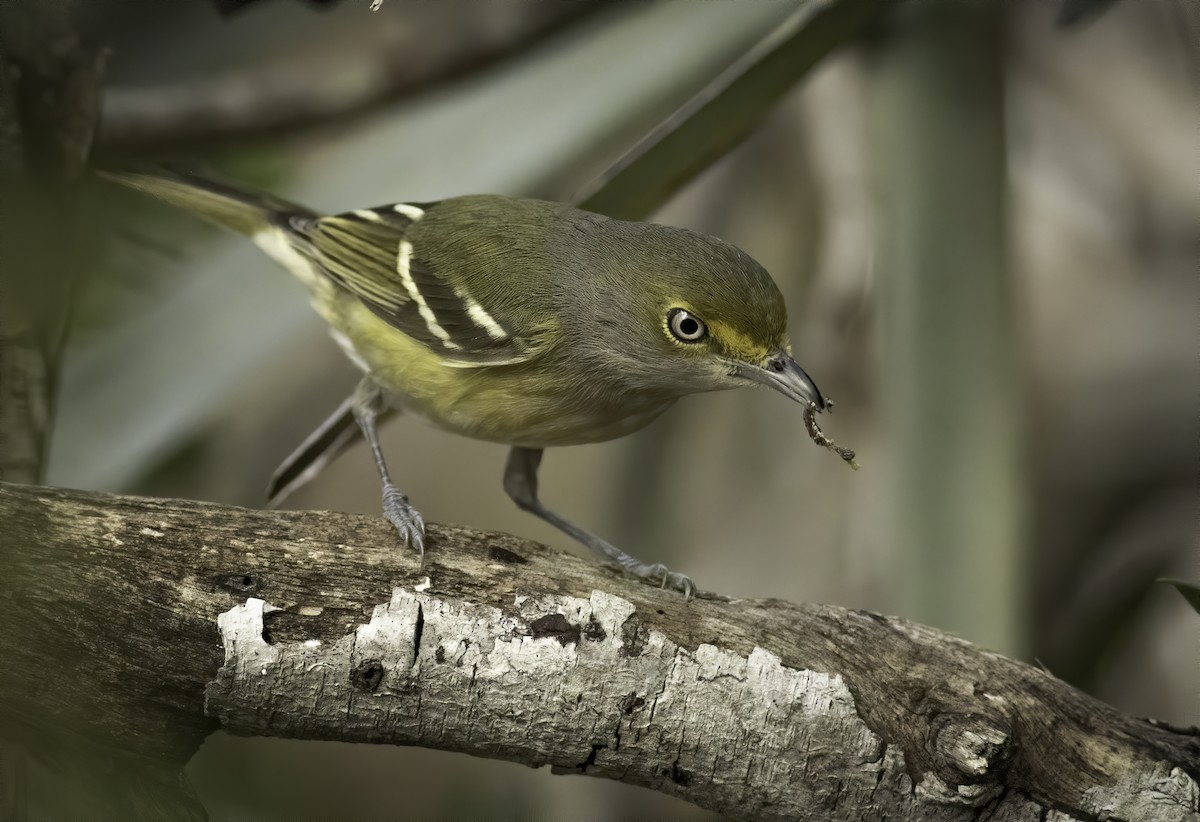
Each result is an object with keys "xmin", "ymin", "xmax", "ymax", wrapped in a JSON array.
[{"xmin": 0, "ymin": 482, "xmax": 1197, "ymax": 821}]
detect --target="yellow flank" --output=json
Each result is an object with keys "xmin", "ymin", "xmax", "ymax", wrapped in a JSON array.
[{"xmin": 330, "ymin": 296, "xmax": 676, "ymax": 448}]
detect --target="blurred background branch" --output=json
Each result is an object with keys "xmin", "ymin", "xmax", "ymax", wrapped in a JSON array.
[
  {"xmin": 0, "ymin": 25, "xmax": 105, "ymax": 484},
  {"xmin": 97, "ymin": 2, "xmax": 592, "ymax": 151},
  {"xmin": 574, "ymin": 0, "xmax": 895, "ymax": 220},
  {"xmin": 866, "ymin": 0, "xmax": 1024, "ymax": 656}
]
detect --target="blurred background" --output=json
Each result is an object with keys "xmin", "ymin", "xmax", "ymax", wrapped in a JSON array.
[{"xmin": 4, "ymin": 0, "xmax": 1196, "ymax": 818}]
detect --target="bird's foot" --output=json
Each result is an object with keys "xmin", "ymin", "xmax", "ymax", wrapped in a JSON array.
[
  {"xmin": 623, "ymin": 561, "xmax": 696, "ymax": 600},
  {"xmin": 382, "ymin": 483, "xmax": 426, "ymax": 562}
]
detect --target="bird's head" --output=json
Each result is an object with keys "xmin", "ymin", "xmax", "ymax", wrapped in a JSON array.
[{"xmin": 566, "ymin": 216, "xmax": 828, "ymax": 411}]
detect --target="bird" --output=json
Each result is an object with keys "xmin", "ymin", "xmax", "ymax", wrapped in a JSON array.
[{"xmin": 101, "ymin": 165, "xmax": 831, "ymax": 598}]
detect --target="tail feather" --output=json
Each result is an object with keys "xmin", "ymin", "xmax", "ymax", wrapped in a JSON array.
[
  {"xmin": 267, "ymin": 395, "xmax": 379, "ymax": 508},
  {"xmin": 97, "ymin": 164, "xmax": 315, "ymax": 236}
]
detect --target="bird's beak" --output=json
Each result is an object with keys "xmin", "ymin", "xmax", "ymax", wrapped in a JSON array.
[{"xmin": 737, "ymin": 352, "xmax": 828, "ymax": 411}]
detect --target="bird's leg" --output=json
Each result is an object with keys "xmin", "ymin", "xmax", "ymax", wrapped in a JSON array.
[
  {"xmin": 352, "ymin": 377, "xmax": 425, "ymax": 561},
  {"xmin": 503, "ymin": 446, "xmax": 695, "ymax": 598}
]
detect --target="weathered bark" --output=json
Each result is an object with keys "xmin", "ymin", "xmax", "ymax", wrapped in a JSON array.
[{"xmin": 0, "ymin": 482, "xmax": 1195, "ymax": 821}]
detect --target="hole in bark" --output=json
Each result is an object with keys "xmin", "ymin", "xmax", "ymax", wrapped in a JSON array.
[
  {"xmin": 216, "ymin": 573, "xmax": 260, "ymax": 595},
  {"xmin": 487, "ymin": 545, "xmax": 527, "ymax": 564},
  {"xmin": 530, "ymin": 613, "xmax": 580, "ymax": 646},
  {"xmin": 583, "ymin": 616, "xmax": 607, "ymax": 641},
  {"xmin": 260, "ymin": 612, "xmax": 275, "ymax": 645},
  {"xmin": 435, "ymin": 646, "xmax": 446, "ymax": 664},
  {"xmin": 620, "ymin": 693, "xmax": 646, "ymax": 715},
  {"xmin": 352, "ymin": 659, "xmax": 385, "ymax": 692}
]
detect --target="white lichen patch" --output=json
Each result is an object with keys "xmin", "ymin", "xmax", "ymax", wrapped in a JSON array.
[
  {"xmin": 353, "ymin": 588, "xmax": 425, "ymax": 674},
  {"xmin": 1084, "ymin": 762, "xmax": 1199, "ymax": 822},
  {"xmin": 216, "ymin": 598, "xmax": 280, "ymax": 669},
  {"xmin": 210, "ymin": 588, "xmax": 887, "ymax": 821}
]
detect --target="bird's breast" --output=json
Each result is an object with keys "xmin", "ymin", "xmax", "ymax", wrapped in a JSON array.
[
  {"xmin": 387, "ymin": 359, "xmax": 677, "ymax": 448},
  {"xmin": 331, "ymin": 298, "xmax": 677, "ymax": 448}
]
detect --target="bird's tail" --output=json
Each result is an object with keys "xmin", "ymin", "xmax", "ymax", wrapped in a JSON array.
[{"xmin": 96, "ymin": 165, "xmax": 315, "ymax": 236}]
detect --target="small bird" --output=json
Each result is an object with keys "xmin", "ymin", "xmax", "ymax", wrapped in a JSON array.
[{"xmin": 102, "ymin": 166, "xmax": 830, "ymax": 597}]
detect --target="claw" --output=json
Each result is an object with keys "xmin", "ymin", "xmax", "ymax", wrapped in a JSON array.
[
  {"xmin": 382, "ymin": 483, "xmax": 426, "ymax": 564},
  {"xmin": 667, "ymin": 572, "xmax": 696, "ymax": 600},
  {"xmin": 623, "ymin": 560, "xmax": 695, "ymax": 600}
]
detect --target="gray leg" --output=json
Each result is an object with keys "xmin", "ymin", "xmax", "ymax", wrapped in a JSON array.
[
  {"xmin": 503, "ymin": 446, "xmax": 695, "ymax": 598},
  {"xmin": 353, "ymin": 377, "xmax": 425, "ymax": 561}
]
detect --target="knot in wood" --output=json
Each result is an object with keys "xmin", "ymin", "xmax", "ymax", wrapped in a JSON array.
[{"xmin": 934, "ymin": 716, "xmax": 1011, "ymax": 782}]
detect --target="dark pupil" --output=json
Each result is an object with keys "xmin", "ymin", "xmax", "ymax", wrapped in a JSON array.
[{"xmin": 678, "ymin": 317, "xmax": 699, "ymax": 337}]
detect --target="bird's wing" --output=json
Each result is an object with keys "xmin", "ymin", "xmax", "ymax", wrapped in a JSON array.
[{"xmin": 287, "ymin": 203, "xmax": 550, "ymax": 367}]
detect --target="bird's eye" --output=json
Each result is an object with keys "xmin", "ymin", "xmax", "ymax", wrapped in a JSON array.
[{"xmin": 667, "ymin": 308, "xmax": 707, "ymax": 343}]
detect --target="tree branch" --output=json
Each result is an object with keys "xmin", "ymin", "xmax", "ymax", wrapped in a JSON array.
[{"xmin": 1, "ymin": 482, "xmax": 1196, "ymax": 820}]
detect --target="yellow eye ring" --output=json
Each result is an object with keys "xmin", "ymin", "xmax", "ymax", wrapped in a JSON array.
[{"xmin": 667, "ymin": 308, "xmax": 707, "ymax": 343}]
